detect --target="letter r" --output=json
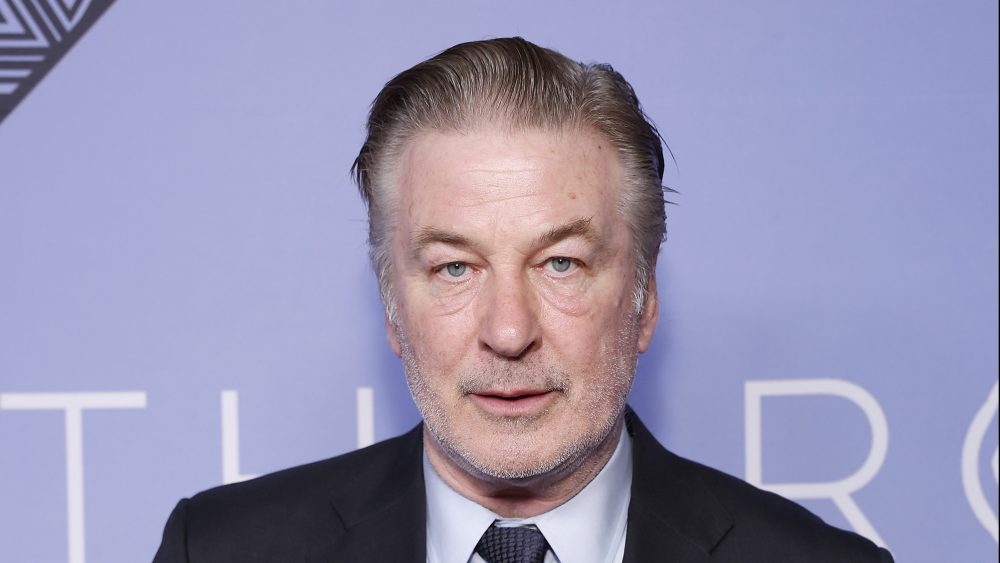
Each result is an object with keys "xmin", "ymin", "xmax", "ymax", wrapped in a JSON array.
[{"xmin": 744, "ymin": 378, "xmax": 889, "ymax": 548}]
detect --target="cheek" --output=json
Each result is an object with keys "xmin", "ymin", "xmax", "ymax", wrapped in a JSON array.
[
  {"xmin": 400, "ymin": 299, "xmax": 478, "ymax": 369},
  {"xmin": 541, "ymin": 271, "xmax": 633, "ymax": 333},
  {"xmin": 545, "ymin": 311, "xmax": 609, "ymax": 360},
  {"xmin": 543, "ymin": 294, "xmax": 636, "ymax": 370},
  {"xmin": 534, "ymin": 277, "xmax": 592, "ymax": 318},
  {"xmin": 420, "ymin": 264, "xmax": 485, "ymax": 311}
]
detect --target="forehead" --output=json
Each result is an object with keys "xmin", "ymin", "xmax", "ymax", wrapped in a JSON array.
[{"xmin": 394, "ymin": 126, "xmax": 624, "ymax": 233}]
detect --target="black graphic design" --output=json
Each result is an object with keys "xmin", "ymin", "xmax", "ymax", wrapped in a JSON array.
[{"xmin": 0, "ymin": 0, "xmax": 116, "ymax": 125}]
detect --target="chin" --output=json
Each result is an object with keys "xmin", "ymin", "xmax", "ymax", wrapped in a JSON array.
[
  {"xmin": 449, "ymin": 423, "xmax": 597, "ymax": 482},
  {"xmin": 461, "ymin": 448, "xmax": 569, "ymax": 481}
]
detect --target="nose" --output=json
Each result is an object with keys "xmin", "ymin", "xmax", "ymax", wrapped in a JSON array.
[{"xmin": 478, "ymin": 273, "xmax": 540, "ymax": 359}]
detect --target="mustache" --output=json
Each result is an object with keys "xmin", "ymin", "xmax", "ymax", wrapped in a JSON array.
[{"xmin": 457, "ymin": 365, "xmax": 572, "ymax": 395}]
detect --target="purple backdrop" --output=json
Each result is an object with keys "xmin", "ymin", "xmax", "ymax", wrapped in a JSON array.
[{"xmin": 1, "ymin": 1, "xmax": 997, "ymax": 562}]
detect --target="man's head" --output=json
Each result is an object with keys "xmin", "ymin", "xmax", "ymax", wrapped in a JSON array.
[
  {"xmin": 352, "ymin": 37, "xmax": 667, "ymax": 489},
  {"xmin": 354, "ymin": 37, "xmax": 667, "ymax": 321}
]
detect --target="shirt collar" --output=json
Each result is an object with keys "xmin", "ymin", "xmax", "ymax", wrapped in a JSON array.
[{"xmin": 424, "ymin": 426, "xmax": 633, "ymax": 563}]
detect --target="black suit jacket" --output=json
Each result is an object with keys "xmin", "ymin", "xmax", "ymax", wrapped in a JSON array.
[{"xmin": 153, "ymin": 410, "xmax": 894, "ymax": 562}]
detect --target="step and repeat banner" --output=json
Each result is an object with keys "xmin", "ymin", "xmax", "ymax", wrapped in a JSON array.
[{"xmin": 1, "ymin": 1, "xmax": 997, "ymax": 562}]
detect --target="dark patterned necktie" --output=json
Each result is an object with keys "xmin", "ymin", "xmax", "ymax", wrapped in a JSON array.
[{"xmin": 475, "ymin": 523, "xmax": 550, "ymax": 563}]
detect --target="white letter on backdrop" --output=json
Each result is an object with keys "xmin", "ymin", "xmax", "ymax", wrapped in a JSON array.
[
  {"xmin": 223, "ymin": 387, "xmax": 378, "ymax": 484},
  {"xmin": 356, "ymin": 386, "xmax": 374, "ymax": 449},
  {"xmin": 744, "ymin": 379, "xmax": 888, "ymax": 548},
  {"xmin": 0, "ymin": 391, "xmax": 147, "ymax": 563},
  {"xmin": 961, "ymin": 380, "xmax": 999, "ymax": 542},
  {"xmin": 221, "ymin": 390, "xmax": 258, "ymax": 485}
]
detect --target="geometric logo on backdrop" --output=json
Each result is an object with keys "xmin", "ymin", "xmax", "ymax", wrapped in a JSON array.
[{"xmin": 0, "ymin": 0, "xmax": 116, "ymax": 125}]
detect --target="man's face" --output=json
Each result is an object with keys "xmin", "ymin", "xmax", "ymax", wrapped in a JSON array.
[{"xmin": 387, "ymin": 126, "xmax": 658, "ymax": 481}]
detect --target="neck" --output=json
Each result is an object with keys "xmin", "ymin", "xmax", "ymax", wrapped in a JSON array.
[{"xmin": 423, "ymin": 416, "xmax": 624, "ymax": 518}]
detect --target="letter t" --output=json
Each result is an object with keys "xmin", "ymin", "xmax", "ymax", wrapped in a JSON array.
[{"xmin": 0, "ymin": 392, "xmax": 147, "ymax": 563}]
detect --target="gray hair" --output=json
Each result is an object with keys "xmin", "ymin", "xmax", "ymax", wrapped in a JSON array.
[{"xmin": 352, "ymin": 37, "xmax": 668, "ymax": 322}]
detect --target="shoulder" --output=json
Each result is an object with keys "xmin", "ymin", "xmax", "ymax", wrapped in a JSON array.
[
  {"xmin": 678, "ymin": 455, "xmax": 891, "ymax": 562},
  {"xmin": 154, "ymin": 426, "xmax": 423, "ymax": 562},
  {"xmin": 186, "ymin": 426, "xmax": 417, "ymax": 519},
  {"xmin": 625, "ymin": 410, "xmax": 892, "ymax": 562}
]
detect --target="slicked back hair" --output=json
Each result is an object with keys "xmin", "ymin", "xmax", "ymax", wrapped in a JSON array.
[{"xmin": 352, "ymin": 37, "xmax": 668, "ymax": 322}]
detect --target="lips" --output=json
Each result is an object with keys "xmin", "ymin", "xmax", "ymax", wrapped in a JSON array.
[
  {"xmin": 478, "ymin": 388, "xmax": 548, "ymax": 399},
  {"xmin": 469, "ymin": 389, "xmax": 557, "ymax": 417}
]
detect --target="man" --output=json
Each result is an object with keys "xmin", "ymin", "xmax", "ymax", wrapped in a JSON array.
[{"xmin": 154, "ymin": 37, "xmax": 894, "ymax": 562}]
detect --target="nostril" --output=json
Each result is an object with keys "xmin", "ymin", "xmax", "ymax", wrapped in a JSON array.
[{"xmin": 480, "ymin": 336, "xmax": 537, "ymax": 360}]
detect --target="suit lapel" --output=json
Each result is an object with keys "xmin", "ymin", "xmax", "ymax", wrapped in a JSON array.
[
  {"xmin": 306, "ymin": 424, "xmax": 427, "ymax": 563},
  {"xmin": 304, "ymin": 411, "xmax": 733, "ymax": 562},
  {"xmin": 622, "ymin": 409, "xmax": 733, "ymax": 562}
]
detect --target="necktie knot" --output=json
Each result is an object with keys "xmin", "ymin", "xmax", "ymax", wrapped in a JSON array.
[{"xmin": 475, "ymin": 523, "xmax": 550, "ymax": 563}]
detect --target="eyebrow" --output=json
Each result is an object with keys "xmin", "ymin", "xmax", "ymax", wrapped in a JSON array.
[
  {"xmin": 412, "ymin": 228, "xmax": 474, "ymax": 252},
  {"xmin": 531, "ymin": 217, "xmax": 599, "ymax": 249},
  {"xmin": 411, "ymin": 217, "xmax": 601, "ymax": 258}
]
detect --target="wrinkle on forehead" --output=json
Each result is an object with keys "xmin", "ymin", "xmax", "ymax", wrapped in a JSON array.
[
  {"xmin": 459, "ymin": 163, "xmax": 541, "ymax": 175},
  {"xmin": 399, "ymin": 125, "xmax": 613, "ymax": 185},
  {"xmin": 448, "ymin": 190, "xmax": 546, "ymax": 208},
  {"xmin": 394, "ymin": 126, "xmax": 624, "ymax": 256}
]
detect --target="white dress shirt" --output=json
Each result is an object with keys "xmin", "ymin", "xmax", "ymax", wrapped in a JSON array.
[{"xmin": 424, "ymin": 427, "xmax": 632, "ymax": 563}]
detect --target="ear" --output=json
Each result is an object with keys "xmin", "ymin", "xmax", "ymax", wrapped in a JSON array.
[
  {"xmin": 637, "ymin": 275, "xmax": 659, "ymax": 353},
  {"xmin": 386, "ymin": 315, "xmax": 402, "ymax": 358}
]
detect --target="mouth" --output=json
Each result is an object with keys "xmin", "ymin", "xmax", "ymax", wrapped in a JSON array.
[{"xmin": 468, "ymin": 389, "xmax": 557, "ymax": 417}]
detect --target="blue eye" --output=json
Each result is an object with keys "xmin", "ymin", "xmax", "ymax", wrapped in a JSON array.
[
  {"xmin": 549, "ymin": 257, "xmax": 573, "ymax": 273},
  {"xmin": 445, "ymin": 262, "xmax": 467, "ymax": 277}
]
